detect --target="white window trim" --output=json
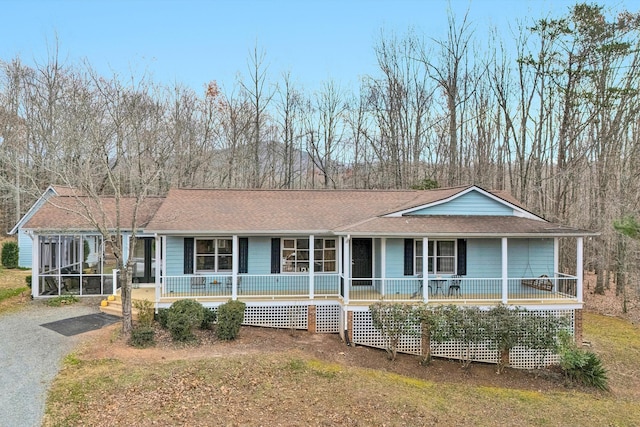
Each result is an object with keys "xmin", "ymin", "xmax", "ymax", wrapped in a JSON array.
[
  {"xmin": 415, "ymin": 239, "xmax": 456, "ymax": 275},
  {"xmin": 195, "ymin": 237, "xmax": 233, "ymax": 273},
  {"xmin": 281, "ymin": 237, "xmax": 337, "ymax": 274}
]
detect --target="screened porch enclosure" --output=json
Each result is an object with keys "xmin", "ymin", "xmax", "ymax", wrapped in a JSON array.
[{"xmin": 37, "ymin": 234, "xmax": 118, "ymax": 296}]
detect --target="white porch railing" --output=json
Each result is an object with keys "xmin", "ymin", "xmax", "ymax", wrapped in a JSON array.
[
  {"xmin": 157, "ymin": 273, "xmax": 578, "ymax": 303},
  {"xmin": 345, "ymin": 274, "xmax": 579, "ymax": 303},
  {"xmin": 160, "ymin": 273, "xmax": 341, "ymax": 299}
]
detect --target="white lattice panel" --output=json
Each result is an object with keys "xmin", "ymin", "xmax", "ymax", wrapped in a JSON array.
[
  {"xmin": 316, "ymin": 304, "xmax": 341, "ymax": 333},
  {"xmin": 350, "ymin": 308, "xmax": 575, "ymax": 368},
  {"xmin": 351, "ymin": 310, "xmax": 422, "ymax": 355},
  {"xmin": 431, "ymin": 341, "xmax": 499, "ymax": 363},
  {"xmin": 243, "ymin": 305, "xmax": 308, "ymax": 330},
  {"xmin": 509, "ymin": 309, "xmax": 574, "ymax": 369}
]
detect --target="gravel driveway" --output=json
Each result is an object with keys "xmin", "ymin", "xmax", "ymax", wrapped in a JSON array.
[{"xmin": 0, "ymin": 302, "xmax": 101, "ymax": 427}]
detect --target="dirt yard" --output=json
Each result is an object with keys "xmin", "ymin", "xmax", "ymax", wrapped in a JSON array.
[{"xmin": 81, "ymin": 320, "xmax": 569, "ymax": 394}]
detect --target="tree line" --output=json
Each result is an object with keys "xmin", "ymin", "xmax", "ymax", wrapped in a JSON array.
[{"xmin": 1, "ymin": 3, "xmax": 639, "ymax": 298}]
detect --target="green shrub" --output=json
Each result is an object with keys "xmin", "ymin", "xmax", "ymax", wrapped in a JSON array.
[
  {"xmin": 167, "ymin": 299, "xmax": 205, "ymax": 342},
  {"xmin": 130, "ymin": 326, "xmax": 155, "ymax": 348},
  {"xmin": 156, "ymin": 308, "xmax": 169, "ymax": 328},
  {"xmin": 201, "ymin": 308, "xmax": 217, "ymax": 330},
  {"xmin": 558, "ymin": 331, "xmax": 608, "ymax": 390},
  {"xmin": 26, "ymin": 275, "xmax": 32, "ymax": 288},
  {"xmin": 133, "ymin": 299, "xmax": 155, "ymax": 328},
  {"xmin": 45, "ymin": 295, "xmax": 79, "ymax": 307},
  {"xmin": 370, "ymin": 302, "xmax": 422, "ymax": 361},
  {"xmin": 1, "ymin": 241, "xmax": 19, "ymax": 269},
  {"xmin": 216, "ymin": 300, "xmax": 246, "ymax": 340}
]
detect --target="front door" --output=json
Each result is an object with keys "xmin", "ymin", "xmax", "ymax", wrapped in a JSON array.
[
  {"xmin": 132, "ymin": 237, "xmax": 155, "ymax": 284},
  {"xmin": 352, "ymin": 238, "xmax": 372, "ymax": 286}
]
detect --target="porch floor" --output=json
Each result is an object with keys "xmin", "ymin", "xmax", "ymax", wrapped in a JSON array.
[{"xmin": 111, "ymin": 286, "xmax": 578, "ymax": 306}]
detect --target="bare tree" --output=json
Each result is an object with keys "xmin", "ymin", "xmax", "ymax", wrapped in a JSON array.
[{"xmin": 240, "ymin": 44, "xmax": 274, "ymax": 188}]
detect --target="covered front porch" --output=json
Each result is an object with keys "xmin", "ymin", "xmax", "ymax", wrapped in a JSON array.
[{"xmin": 147, "ymin": 233, "xmax": 583, "ymax": 306}]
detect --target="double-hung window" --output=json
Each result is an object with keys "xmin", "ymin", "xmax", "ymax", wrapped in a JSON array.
[
  {"xmin": 314, "ymin": 238, "xmax": 336, "ymax": 272},
  {"xmin": 282, "ymin": 238, "xmax": 337, "ymax": 273},
  {"xmin": 415, "ymin": 239, "xmax": 455, "ymax": 275},
  {"xmin": 195, "ymin": 238, "xmax": 232, "ymax": 272}
]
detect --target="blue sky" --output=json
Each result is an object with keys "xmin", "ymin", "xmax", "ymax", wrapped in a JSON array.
[{"xmin": 0, "ymin": 0, "xmax": 632, "ymax": 94}]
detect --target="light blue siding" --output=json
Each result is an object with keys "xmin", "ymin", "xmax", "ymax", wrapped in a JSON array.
[
  {"xmin": 18, "ymin": 230, "xmax": 33, "ymax": 268},
  {"xmin": 385, "ymin": 238, "xmax": 405, "ymax": 277},
  {"xmin": 408, "ymin": 190, "xmax": 513, "ymax": 216},
  {"xmin": 166, "ymin": 236, "xmax": 185, "ymax": 276},
  {"xmin": 467, "ymin": 239, "xmax": 502, "ymax": 277},
  {"xmin": 508, "ymin": 238, "xmax": 554, "ymax": 278},
  {"xmin": 466, "ymin": 238, "xmax": 554, "ymax": 278},
  {"xmin": 380, "ymin": 238, "xmax": 553, "ymax": 279},
  {"xmin": 248, "ymin": 237, "xmax": 271, "ymax": 274}
]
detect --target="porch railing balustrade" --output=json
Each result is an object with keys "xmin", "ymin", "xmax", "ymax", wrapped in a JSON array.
[
  {"xmin": 345, "ymin": 275, "xmax": 579, "ymax": 303},
  {"xmin": 161, "ymin": 273, "xmax": 341, "ymax": 299},
  {"xmin": 157, "ymin": 273, "xmax": 578, "ymax": 303}
]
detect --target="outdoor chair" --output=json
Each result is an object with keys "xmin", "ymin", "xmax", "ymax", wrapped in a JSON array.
[
  {"xmin": 411, "ymin": 274, "xmax": 431, "ymax": 299},
  {"xmin": 448, "ymin": 275, "xmax": 462, "ymax": 297},
  {"xmin": 190, "ymin": 276, "xmax": 206, "ymax": 289},
  {"xmin": 225, "ymin": 276, "xmax": 242, "ymax": 288}
]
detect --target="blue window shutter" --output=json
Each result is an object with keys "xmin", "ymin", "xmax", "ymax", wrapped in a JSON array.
[
  {"xmin": 271, "ymin": 238, "xmax": 280, "ymax": 274},
  {"xmin": 457, "ymin": 239, "xmax": 467, "ymax": 275},
  {"xmin": 404, "ymin": 238, "xmax": 414, "ymax": 276},
  {"xmin": 184, "ymin": 238, "xmax": 194, "ymax": 274},
  {"xmin": 239, "ymin": 238, "xmax": 249, "ymax": 274}
]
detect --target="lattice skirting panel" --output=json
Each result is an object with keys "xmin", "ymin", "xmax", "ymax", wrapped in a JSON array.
[
  {"xmin": 315, "ymin": 304, "xmax": 341, "ymax": 333},
  {"xmin": 350, "ymin": 308, "xmax": 575, "ymax": 369},
  {"xmin": 508, "ymin": 309, "xmax": 575, "ymax": 369},
  {"xmin": 352, "ymin": 310, "xmax": 423, "ymax": 355},
  {"xmin": 242, "ymin": 305, "xmax": 308, "ymax": 330}
]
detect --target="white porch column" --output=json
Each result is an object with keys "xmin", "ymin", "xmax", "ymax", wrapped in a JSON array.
[
  {"xmin": 554, "ymin": 237, "xmax": 559, "ymax": 290},
  {"xmin": 309, "ymin": 234, "xmax": 315, "ymax": 300},
  {"xmin": 577, "ymin": 237, "xmax": 584, "ymax": 303},
  {"xmin": 380, "ymin": 238, "xmax": 386, "ymax": 296},
  {"xmin": 32, "ymin": 234, "xmax": 39, "ymax": 298},
  {"xmin": 422, "ymin": 237, "xmax": 429, "ymax": 302},
  {"xmin": 343, "ymin": 236, "xmax": 350, "ymax": 304},
  {"xmin": 155, "ymin": 234, "xmax": 161, "ymax": 305},
  {"xmin": 232, "ymin": 235, "xmax": 239, "ymax": 300},
  {"xmin": 501, "ymin": 237, "xmax": 508, "ymax": 304}
]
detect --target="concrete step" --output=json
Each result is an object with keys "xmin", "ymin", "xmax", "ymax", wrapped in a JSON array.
[{"xmin": 99, "ymin": 298, "xmax": 140, "ymax": 321}]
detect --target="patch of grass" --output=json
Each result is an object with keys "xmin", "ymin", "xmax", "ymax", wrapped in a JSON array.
[
  {"xmin": 583, "ymin": 312, "xmax": 640, "ymax": 396},
  {"xmin": 285, "ymin": 357, "xmax": 307, "ymax": 373},
  {"xmin": 307, "ymin": 359, "xmax": 343, "ymax": 379},
  {"xmin": 63, "ymin": 353, "xmax": 82, "ymax": 367},
  {"xmin": 584, "ymin": 312, "xmax": 640, "ymax": 358},
  {"xmin": 45, "ymin": 295, "xmax": 79, "ymax": 307},
  {"xmin": 0, "ymin": 267, "xmax": 30, "ymax": 291},
  {"xmin": 0, "ymin": 287, "xmax": 29, "ymax": 302}
]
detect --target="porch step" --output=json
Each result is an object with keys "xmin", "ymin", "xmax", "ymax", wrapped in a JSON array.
[{"xmin": 99, "ymin": 297, "xmax": 139, "ymax": 321}]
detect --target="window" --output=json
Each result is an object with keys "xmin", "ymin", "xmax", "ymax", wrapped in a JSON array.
[
  {"xmin": 415, "ymin": 239, "xmax": 456, "ymax": 275},
  {"xmin": 195, "ymin": 238, "xmax": 232, "ymax": 272},
  {"xmin": 282, "ymin": 238, "xmax": 336, "ymax": 273},
  {"xmin": 314, "ymin": 238, "xmax": 336, "ymax": 272}
]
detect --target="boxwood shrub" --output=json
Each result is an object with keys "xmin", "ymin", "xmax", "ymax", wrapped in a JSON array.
[
  {"xmin": 216, "ymin": 300, "xmax": 246, "ymax": 341},
  {"xmin": 167, "ymin": 299, "xmax": 205, "ymax": 342}
]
